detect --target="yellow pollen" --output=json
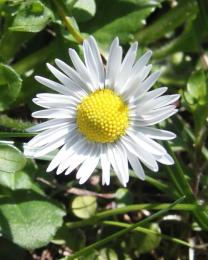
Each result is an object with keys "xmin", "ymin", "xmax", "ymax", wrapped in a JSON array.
[{"xmin": 76, "ymin": 89, "xmax": 129, "ymax": 143}]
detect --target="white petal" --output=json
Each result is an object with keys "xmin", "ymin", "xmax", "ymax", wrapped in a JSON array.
[
  {"xmin": 127, "ymin": 130, "xmax": 167, "ymax": 156},
  {"xmin": 35, "ymin": 76, "xmax": 70, "ymax": 95},
  {"xmin": 140, "ymin": 64, "xmax": 152, "ymax": 81},
  {"xmin": 64, "ymin": 153, "xmax": 88, "ymax": 176},
  {"xmin": 134, "ymin": 109, "xmax": 178, "ymax": 126},
  {"xmin": 33, "ymin": 95, "xmax": 78, "ymax": 109},
  {"xmin": 56, "ymin": 138, "xmax": 90, "ymax": 175},
  {"xmin": 33, "ymin": 137, "xmax": 66, "ymax": 157},
  {"xmin": 64, "ymin": 142, "xmax": 92, "ymax": 175},
  {"xmin": 106, "ymin": 37, "xmax": 122, "ymax": 88},
  {"xmin": 137, "ymin": 71, "xmax": 160, "ymax": 95},
  {"xmin": 132, "ymin": 50, "xmax": 152, "ymax": 75},
  {"xmin": 83, "ymin": 39, "xmax": 100, "ymax": 87},
  {"xmin": 26, "ymin": 119, "xmax": 69, "ymax": 132},
  {"xmin": 68, "ymin": 48, "xmax": 95, "ymax": 91},
  {"xmin": 127, "ymin": 152, "xmax": 145, "ymax": 180},
  {"xmin": 47, "ymin": 132, "xmax": 80, "ymax": 172},
  {"xmin": 154, "ymin": 94, "xmax": 180, "ymax": 109},
  {"xmin": 32, "ymin": 108, "xmax": 75, "ymax": 119},
  {"xmin": 28, "ymin": 125, "xmax": 73, "ymax": 147},
  {"xmin": 36, "ymin": 93, "xmax": 81, "ymax": 103},
  {"xmin": 141, "ymin": 105, "xmax": 176, "ymax": 118},
  {"xmin": 100, "ymin": 145, "xmax": 111, "ymax": 185},
  {"xmin": 77, "ymin": 145, "xmax": 100, "ymax": 184},
  {"xmin": 136, "ymin": 127, "xmax": 176, "ymax": 140},
  {"xmin": 154, "ymin": 153, "xmax": 174, "ymax": 165},
  {"xmin": 107, "ymin": 144, "xmax": 128, "ymax": 186},
  {"xmin": 55, "ymin": 59, "xmax": 89, "ymax": 94},
  {"xmin": 88, "ymin": 36, "xmax": 105, "ymax": 86},
  {"xmin": 115, "ymin": 42, "xmax": 138, "ymax": 90},
  {"xmin": 135, "ymin": 87, "xmax": 168, "ymax": 104},
  {"xmin": 121, "ymin": 136, "xmax": 158, "ymax": 172},
  {"xmin": 47, "ymin": 63, "xmax": 78, "ymax": 91}
]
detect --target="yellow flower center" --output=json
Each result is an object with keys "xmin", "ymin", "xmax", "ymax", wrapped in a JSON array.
[{"xmin": 77, "ymin": 89, "xmax": 128, "ymax": 143}]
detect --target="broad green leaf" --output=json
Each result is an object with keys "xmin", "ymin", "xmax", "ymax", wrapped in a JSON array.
[
  {"xmin": 153, "ymin": 9, "xmax": 208, "ymax": 59},
  {"xmin": 0, "ymin": 170, "xmax": 43, "ymax": 194},
  {"xmin": 83, "ymin": 0, "xmax": 156, "ymax": 46},
  {"xmin": 187, "ymin": 70, "xmax": 207, "ymax": 105},
  {"xmin": 94, "ymin": 8, "xmax": 155, "ymax": 45},
  {"xmin": 71, "ymin": 0, "xmax": 96, "ymax": 22},
  {"xmin": 0, "ymin": 190, "xmax": 65, "ymax": 249},
  {"xmin": 96, "ymin": 248, "xmax": 118, "ymax": 260},
  {"xmin": 9, "ymin": 0, "xmax": 54, "ymax": 32},
  {"xmin": 0, "ymin": 64, "xmax": 22, "ymax": 111},
  {"xmin": 184, "ymin": 70, "xmax": 208, "ymax": 133},
  {"xmin": 0, "ymin": 145, "xmax": 26, "ymax": 173},
  {"xmin": 0, "ymin": 31, "xmax": 32, "ymax": 63},
  {"xmin": 52, "ymin": 226, "xmax": 86, "ymax": 250},
  {"xmin": 115, "ymin": 188, "xmax": 133, "ymax": 208},
  {"xmin": 71, "ymin": 195, "xmax": 97, "ymax": 219}
]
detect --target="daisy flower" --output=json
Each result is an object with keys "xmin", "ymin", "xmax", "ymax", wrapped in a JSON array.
[{"xmin": 27, "ymin": 36, "xmax": 179, "ymax": 186}]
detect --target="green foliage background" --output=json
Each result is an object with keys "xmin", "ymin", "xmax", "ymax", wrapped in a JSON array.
[{"xmin": 0, "ymin": 0, "xmax": 208, "ymax": 259}]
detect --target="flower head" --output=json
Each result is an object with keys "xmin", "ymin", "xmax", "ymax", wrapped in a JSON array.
[{"xmin": 27, "ymin": 36, "xmax": 179, "ymax": 186}]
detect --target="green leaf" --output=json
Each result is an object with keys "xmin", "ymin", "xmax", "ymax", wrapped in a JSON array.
[
  {"xmin": 130, "ymin": 223, "xmax": 161, "ymax": 254},
  {"xmin": 187, "ymin": 70, "xmax": 207, "ymax": 105},
  {"xmin": 71, "ymin": 0, "xmax": 96, "ymax": 22},
  {"xmin": 0, "ymin": 64, "xmax": 22, "ymax": 111},
  {"xmin": 184, "ymin": 70, "xmax": 208, "ymax": 133},
  {"xmin": 9, "ymin": 0, "xmax": 54, "ymax": 32},
  {"xmin": 84, "ymin": 0, "xmax": 156, "ymax": 46},
  {"xmin": 71, "ymin": 195, "xmax": 97, "ymax": 219},
  {"xmin": 0, "ymin": 190, "xmax": 65, "ymax": 249},
  {"xmin": 115, "ymin": 188, "xmax": 133, "ymax": 208},
  {"xmin": 94, "ymin": 7, "xmax": 155, "ymax": 45},
  {"xmin": 135, "ymin": 0, "xmax": 198, "ymax": 45},
  {"xmin": 96, "ymin": 248, "xmax": 118, "ymax": 260},
  {"xmin": 0, "ymin": 170, "xmax": 43, "ymax": 194},
  {"xmin": 0, "ymin": 145, "xmax": 26, "ymax": 173},
  {"xmin": 52, "ymin": 226, "xmax": 86, "ymax": 251}
]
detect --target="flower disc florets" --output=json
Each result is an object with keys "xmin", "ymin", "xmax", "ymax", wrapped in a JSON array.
[{"xmin": 77, "ymin": 89, "xmax": 128, "ymax": 143}]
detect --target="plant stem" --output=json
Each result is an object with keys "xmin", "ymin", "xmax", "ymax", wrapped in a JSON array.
[
  {"xmin": 66, "ymin": 202, "xmax": 203, "ymax": 229},
  {"xmin": 67, "ymin": 197, "xmax": 185, "ymax": 259},
  {"xmin": 0, "ymin": 132, "xmax": 35, "ymax": 138},
  {"xmin": 167, "ymin": 144, "xmax": 208, "ymax": 230},
  {"xmin": 51, "ymin": 0, "xmax": 84, "ymax": 44},
  {"xmin": 103, "ymin": 220, "xmax": 192, "ymax": 248}
]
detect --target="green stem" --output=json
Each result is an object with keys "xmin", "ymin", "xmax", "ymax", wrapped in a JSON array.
[
  {"xmin": 103, "ymin": 220, "xmax": 192, "ymax": 248},
  {"xmin": 0, "ymin": 132, "xmax": 35, "ymax": 138},
  {"xmin": 67, "ymin": 197, "xmax": 185, "ymax": 259},
  {"xmin": 51, "ymin": 0, "xmax": 84, "ymax": 44},
  {"xmin": 167, "ymin": 144, "xmax": 208, "ymax": 230},
  {"xmin": 66, "ymin": 202, "xmax": 202, "ymax": 229},
  {"xmin": 145, "ymin": 175, "xmax": 179, "ymax": 197}
]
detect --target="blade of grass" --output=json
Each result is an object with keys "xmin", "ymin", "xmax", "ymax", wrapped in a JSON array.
[
  {"xmin": 103, "ymin": 220, "xmax": 192, "ymax": 248},
  {"xmin": 67, "ymin": 196, "xmax": 185, "ymax": 259},
  {"xmin": 66, "ymin": 202, "xmax": 204, "ymax": 229},
  {"xmin": 167, "ymin": 144, "xmax": 208, "ymax": 230}
]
